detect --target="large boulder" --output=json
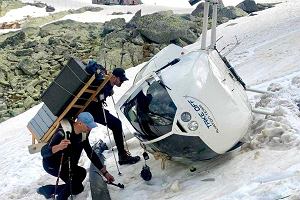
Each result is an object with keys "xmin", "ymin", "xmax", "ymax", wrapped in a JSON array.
[
  {"xmin": 237, "ymin": 0, "xmax": 259, "ymax": 13},
  {"xmin": 219, "ymin": 6, "xmax": 248, "ymax": 20},
  {"xmin": 191, "ymin": 0, "xmax": 225, "ymax": 16},
  {"xmin": 135, "ymin": 11, "xmax": 192, "ymax": 44},
  {"xmin": 126, "ymin": 9, "xmax": 141, "ymax": 28}
]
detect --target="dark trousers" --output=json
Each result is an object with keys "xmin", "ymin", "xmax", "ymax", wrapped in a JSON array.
[
  {"xmin": 86, "ymin": 102, "xmax": 125, "ymax": 154},
  {"xmin": 43, "ymin": 163, "xmax": 86, "ymax": 200}
]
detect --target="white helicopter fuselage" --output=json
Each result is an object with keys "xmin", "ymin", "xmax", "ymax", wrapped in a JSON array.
[{"xmin": 116, "ymin": 44, "xmax": 252, "ymax": 160}]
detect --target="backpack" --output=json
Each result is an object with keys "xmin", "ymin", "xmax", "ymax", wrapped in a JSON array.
[{"xmin": 85, "ymin": 60, "xmax": 106, "ymax": 81}]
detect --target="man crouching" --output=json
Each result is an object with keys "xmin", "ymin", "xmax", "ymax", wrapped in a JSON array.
[{"xmin": 40, "ymin": 112, "xmax": 114, "ymax": 200}]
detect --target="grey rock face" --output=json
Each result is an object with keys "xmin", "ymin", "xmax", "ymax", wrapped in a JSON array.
[
  {"xmin": 0, "ymin": 31, "xmax": 26, "ymax": 48},
  {"xmin": 17, "ymin": 58, "xmax": 39, "ymax": 75},
  {"xmin": 135, "ymin": 11, "xmax": 192, "ymax": 44},
  {"xmin": 237, "ymin": 0, "xmax": 259, "ymax": 13},
  {"xmin": 102, "ymin": 18, "xmax": 126, "ymax": 36},
  {"xmin": 219, "ymin": 6, "xmax": 248, "ymax": 20}
]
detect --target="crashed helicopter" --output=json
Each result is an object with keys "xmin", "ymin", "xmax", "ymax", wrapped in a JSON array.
[{"xmin": 115, "ymin": 0, "xmax": 269, "ymax": 164}]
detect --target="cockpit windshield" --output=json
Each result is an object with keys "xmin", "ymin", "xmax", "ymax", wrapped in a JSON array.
[{"xmin": 122, "ymin": 81, "xmax": 177, "ymax": 141}]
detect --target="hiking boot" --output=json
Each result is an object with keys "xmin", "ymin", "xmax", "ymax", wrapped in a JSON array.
[
  {"xmin": 37, "ymin": 184, "xmax": 65, "ymax": 199},
  {"xmin": 118, "ymin": 151, "xmax": 140, "ymax": 165}
]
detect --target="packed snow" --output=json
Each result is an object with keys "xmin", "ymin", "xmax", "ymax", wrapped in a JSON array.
[{"xmin": 1, "ymin": 0, "xmax": 300, "ymax": 199}]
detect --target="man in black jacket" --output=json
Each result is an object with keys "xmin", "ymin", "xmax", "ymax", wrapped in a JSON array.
[
  {"xmin": 85, "ymin": 68, "xmax": 140, "ymax": 165},
  {"xmin": 41, "ymin": 112, "xmax": 114, "ymax": 200}
]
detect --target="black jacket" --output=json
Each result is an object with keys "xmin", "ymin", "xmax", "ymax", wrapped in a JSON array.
[
  {"xmin": 97, "ymin": 83, "xmax": 113, "ymax": 102},
  {"xmin": 41, "ymin": 122, "xmax": 103, "ymax": 171}
]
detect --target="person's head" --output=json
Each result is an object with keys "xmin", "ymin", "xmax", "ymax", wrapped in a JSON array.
[
  {"xmin": 110, "ymin": 67, "xmax": 128, "ymax": 87},
  {"xmin": 74, "ymin": 112, "xmax": 97, "ymax": 134}
]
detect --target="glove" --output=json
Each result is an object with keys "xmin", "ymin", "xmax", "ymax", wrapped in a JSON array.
[
  {"xmin": 101, "ymin": 166, "xmax": 115, "ymax": 182},
  {"xmin": 98, "ymin": 94, "xmax": 107, "ymax": 106},
  {"xmin": 104, "ymin": 171, "xmax": 115, "ymax": 183}
]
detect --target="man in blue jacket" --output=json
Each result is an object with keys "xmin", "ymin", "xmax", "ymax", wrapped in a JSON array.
[{"xmin": 40, "ymin": 112, "xmax": 114, "ymax": 200}]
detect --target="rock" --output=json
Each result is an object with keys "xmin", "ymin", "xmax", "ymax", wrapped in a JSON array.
[
  {"xmin": 68, "ymin": 6, "xmax": 103, "ymax": 14},
  {"xmin": 32, "ymin": 51, "xmax": 48, "ymax": 60},
  {"xmin": 191, "ymin": 0, "xmax": 225, "ymax": 16},
  {"xmin": 0, "ymin": 21, "xmax": 21, "ymax": 29},
  {"xmin": 237, "ymin": 0, "xmax": 259, "ymax": 13},
  {"xmin": 191, "ymin": 2, "xmax": 205, "ymax": 16},
  {"xmin": 219, "ymin": 6, "xmax": 248, "ymax": 20},
  {"xmin": 48, "ymin": 36, "xmax": 61, "ymax": 45},
  {"xmin": 9, "ymin": 107, "xmax": 25, "ymax": 117},
  {"xmin": 38, "ymin": 29, "xmax": 51, "ymax": 38},
  {"xmin": 22, "ymin": 27, "xmax": 41, "ymax": 37},
  {"xmin": 23, "ymin": 40, "xmax": 39, "ymax": 49},
  {"xmin": 14, "ymin": 48, "xmax": 34, "ymax": 56},
  {"xmin": 25, "ymin": 2, "xmax": 47, "ymax": 8},
  {"xmin": 102, "ymin": 29, "xmax": 130, "ymax": 49},
  {"xmin": 0, "ymin": 70, "xmax": 6, "ymax": 80},
  {"xmin": 136, "ymin": 11, "xmax": 192, "ymax": 44},
  {"xmin": 102, "ymin": 18, "xmax": 126, "ymax": 36},
  {"xmin": 130, "ymin": 33, "xmax": 145, "ymax": 45},
  {"xmin": 23, "ymin": 96, "xmax": 35, "ymax": 109},
  {"xmin": 8, "ymin": 76, "xmax": 19, "ymax": 88},
  {"xmin": 126, "ymin": 9, "xmax": 141, "ymax": 28},
  {"xmin": 0, "ymin": 109, "xmax": 10, "ymax": 119},
  {"xmin": 17, "ymin": 58, "xmax": 39, "ymax": 75},
  {"xmin": 256, "ymin": 3, "xmax": 278, "ymax": 11},
  {"xmin": 25, "ymin": 85, "xmax": 36, "ymax": 95},
  {"xmin": 0, "ymin": 102, "xmax": 7, "ymax": 110},
  {"xmin": 38, "ymin": 68, "xmax": 51, "ymax": 79},
  {"xmin": 0, "ymin": 31, "xmax": 26, "ymax": 48},
  {"xmin": 46, "ymin": 5, "xmax": 55, "ymax": 12},
  {"xmin": 180, "ymin": 29, "xmax": 198, "ymax": 45},
  {"xmin": 6, "ymin": 54, "xmax": 20, "ymax": 62}
]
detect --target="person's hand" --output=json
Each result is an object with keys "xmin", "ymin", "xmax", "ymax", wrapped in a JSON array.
[
  {"xmin": 100, "ymin": 166, "xmax": 115, "ymax": 183},
  {"xmin": 58, "ymin": 139, "xmax": 71, "ymax": 151},
  {"xmin": 104, "ymin": 172, "xmax": 115, "ymax": 183}
]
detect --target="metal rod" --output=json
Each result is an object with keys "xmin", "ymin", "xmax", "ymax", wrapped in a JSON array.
[
  {"xmin": 210, "ymin": 0, "xmax": 218, "ymax": 49},
  {"xmin": 201, "ymin": 0, "xmax": 210, "ymax": 50},
  {"xmin": 53, "ymin": 152, "xmax": 64, "ymax": 200},
  {"xmin": 101, "ymin": 103, "xmax": 122, "ymax": 175}
]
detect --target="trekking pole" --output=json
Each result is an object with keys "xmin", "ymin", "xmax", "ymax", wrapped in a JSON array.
[
  {"xmin": 66, "ymin": 132, "xmax": 73, "ymax": 200},
  {"xmin": 53, "ymin": 131, "xmax": 69, "ymax": 199},
  {"xmin": 105, "ymin": 181, "xmax": 125, "ymax": 189},
  {"xmin": 111, "ymin": 96, "xmax": 129, "ymax": 152},
  {"xmin": 101, "ymin": 103, "xmax": 122, "ymax": 175},
  {"xmin": 53, "ymin": 152, "xmax": 64, "ymax": 200}
]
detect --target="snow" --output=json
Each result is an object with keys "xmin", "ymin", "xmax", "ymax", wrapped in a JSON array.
[{"xmin": 1, "ymin": 0, "xmax": 300, "ymax": 200}]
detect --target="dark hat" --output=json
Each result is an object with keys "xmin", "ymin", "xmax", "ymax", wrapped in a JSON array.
[{"xmin": 112, "ymin": 68, "xmax": 129, "ymax": 82}]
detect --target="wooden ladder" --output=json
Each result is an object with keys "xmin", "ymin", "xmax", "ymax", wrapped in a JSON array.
[{"xmin": 28, "ymin": 73, "xmax": 112, "ymax": 153}]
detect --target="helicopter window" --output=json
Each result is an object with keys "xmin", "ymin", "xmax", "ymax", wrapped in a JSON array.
[{"xmin": 123, "ymin": 81, "xmax": 177, "ymax": 141}]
